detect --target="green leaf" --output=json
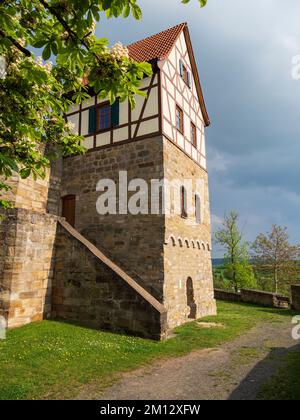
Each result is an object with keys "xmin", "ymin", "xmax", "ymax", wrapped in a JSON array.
[
  {"xmin": 33, "ymin": 40, "xmax": 47, "ymax": 48},
  {"xmin": 42, "ymin": 44, "xmax": 51, "ymax": 60},
  {"xmin": 20, "ymin": 168, "xmax": 31, "ymax": 179},
  {"xmin": 131, "ymin": 4, "xmax": 142, "ymax": 20},
  {"xmin": 51, "ymin": 41, "xmax": 58, "ymax": 55},
  {"xmin": 123, "ymin": 4, "xmax": 130, "ymax": 18}
]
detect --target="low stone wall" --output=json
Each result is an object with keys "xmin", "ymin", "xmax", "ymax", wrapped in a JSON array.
[
  {"xmin": 214, "ymin": 288, "xmax": 290, "ymax": 309},
  {"xmin": 214, "ymin": 289, "xmax": 241, "ymax": 303},
  {"xmin": 291, "ymin": 285, "xmax": 300, "ymax": 311},
  {"xmin": 241, "ymin": 289, "xmax": 290, "ymax": 309},
  {"xmin": 52, "ymin": 221, "xmax": 168, "ymax": 340},
  {"xmin": 0, "ymin": 208, "xmax": 58, "ymax": 327}
]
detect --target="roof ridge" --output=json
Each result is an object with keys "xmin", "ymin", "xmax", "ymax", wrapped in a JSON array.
[
  {"xmin": 127, "ymin": 22, "xmax": 187, "ymax": 63},
  {"xmin": 127, "ymin": 22, "xmax": 187, "ymax": 49}
]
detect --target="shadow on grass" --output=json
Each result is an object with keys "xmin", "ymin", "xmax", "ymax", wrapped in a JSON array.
[
  {"xmin": 255, "ymin": 307, "xmax": 299, "ymax": 318},
  {"xmin": 228, "ymin": 342, "xmax": 300, "ymax": 400},
  {"xmin": 219, "ymin": 300, "xmax": 298, "ymax": 318}
]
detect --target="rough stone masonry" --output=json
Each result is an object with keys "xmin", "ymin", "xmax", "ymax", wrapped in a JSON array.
[{"xmin": 0, "ymin": 134, "xmax": 216, "ymax": 338}]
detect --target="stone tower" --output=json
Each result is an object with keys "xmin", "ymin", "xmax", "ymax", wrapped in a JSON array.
[
  {"xmin": 51, "ymin": 23, "xmax": 216, "ymax": 332},
  {"xmin": 0, "ymin": 23, "xmax": 216, "ymax": 339}
]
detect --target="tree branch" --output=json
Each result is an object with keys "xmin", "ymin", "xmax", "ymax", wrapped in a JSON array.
[
  {"xmin": 38, "ymin": 0, "xmax": 93, "ymax": 53},
  {"xmin": 0, "ymin": 30, "xmax": 31, "ymax": 57}
]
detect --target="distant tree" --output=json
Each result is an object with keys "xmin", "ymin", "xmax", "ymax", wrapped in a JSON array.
[
  {"xmin": 252, "ymin": 225, "xmax": 299, "ymax": 294},
  {"xmin": 215, "ymin": 211, "xmax": 256, "ymax": 292}
]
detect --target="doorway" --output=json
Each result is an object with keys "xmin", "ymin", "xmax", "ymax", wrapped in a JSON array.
[
  {"xmin": 62, "ymin": 195, "xmax": 76, "ymax": 227},
  {"xmin": 186, "ymin": 277, "xmax": 197, "ymax": 319}
]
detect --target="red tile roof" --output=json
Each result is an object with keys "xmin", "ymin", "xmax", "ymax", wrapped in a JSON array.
[{"xmin": 128, "ymin": 23, "xmax": 187, "ymax": 62}]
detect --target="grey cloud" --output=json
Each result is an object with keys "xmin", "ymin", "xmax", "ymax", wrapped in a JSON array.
[{"xmin": 96, "ymin": 0, "xmax": 300, "ymax": 256}]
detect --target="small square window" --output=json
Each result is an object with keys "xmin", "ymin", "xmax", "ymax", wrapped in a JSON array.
[
  {"xmin": 176, "ymin": 105, "xmax": 184, "ymax": 134},
  {"xmin": 180, "ymin": 60, "xmax": 191, "ymax": 88},
  {"xmin": 191, "ymin": 122, "xmax": 197, "ymax": 147}
]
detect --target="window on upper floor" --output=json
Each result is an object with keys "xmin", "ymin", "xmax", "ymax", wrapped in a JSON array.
[
  {"xmin": 176, "ymin": 105, "xmax": 184, "ymax": 134},
  {"xmin": 179, "ymin": 60, "xmax": 191, "ymax": 88},
  {"xmin": 98, "ymin": 103, "xmax": 111, "ymax": 130},
  {"xmin": 191, "ymin": 122, "xmax": 197, "ymax": 147},
  {"xmin": 88, "ymin": 99, "xmax": 120, "ymax": 134}
]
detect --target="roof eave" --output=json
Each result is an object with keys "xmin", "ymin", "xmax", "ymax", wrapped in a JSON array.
[{"xmin": 182, "ymin": 26, "xmax": 210, "ymax": 127}]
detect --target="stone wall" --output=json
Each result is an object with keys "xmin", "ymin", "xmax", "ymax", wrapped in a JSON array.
[
  {"xmin": 52, "ymin": 222, "xmax": 167, "ymax": 340},
  {"xmin": 214, "ymin": 288, "xmax": 290, "ymax": 309},
  {"xmin": 51, "ymin": 135, "xmax": 216, "ymax": 330},
  {"xmin": 241, "ymin": 289, "xmax": 290, "ymax": 309},
  {"xmin": 0, "ymin": 208, "xmax": 57, "ymax": 327},
  {"xmin": 214, "ymin": 289, "xmax": 241, "ymax": 303},
  {"xmin": 1, "ymin": 172, "xmax": 50, "ymax": 213},
  {"xmin": 47, "ymin": 158, "xmax": 62, "ymax": 216},
  {"xmin": 291, "ymin": 285, "xmax": 300, "ymax": 311},
  {"xmin": 163, "ymin": 137, "xmax": 216, "ymax": 329},
  {"xmin": 58, "ymin": 137, "xmax": 165, "ymax": 301}
]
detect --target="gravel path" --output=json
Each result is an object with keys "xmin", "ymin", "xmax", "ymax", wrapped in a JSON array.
[{"xmin": 77, "ymin": 317, "xmax": 300, "ymax": 400}]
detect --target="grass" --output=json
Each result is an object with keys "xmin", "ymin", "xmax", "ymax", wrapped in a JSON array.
[
  {"xmin": 0, "ymin": 301, "xmax": 295, "ymax": 400},
  {"xmin": 257, "ymin": 349, "xmax": 300, "ymax": 400}
]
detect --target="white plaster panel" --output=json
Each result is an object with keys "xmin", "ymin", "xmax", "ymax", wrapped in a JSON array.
[
  {"xmin": 83, "ymin": 136, "xmax": 94, "ymax": 149},
  {"xmin": 137, "ymin": 118, "xmax": 159, "ymax": 137},
  {"xmin": 192, "ymin": 146, "xmax": 198, "ymax": 161},
  {"xmin": 163, "ymin": 119, "xmax": 173, "ymax": 139},
  {"xmin": 177, "ymin": 132, "xmax": 184, "ymax": 149},
  {"xmin": 81, "ymin": 110, "xmax": 89, "ymax": 136},
  {"xmin": 201, "ymin": 133, "xmax": 206, "ymax": 156},
  {"xmin": 144, "ymin": 86, "xmax": 158, "ymax": 118},
  {"xmin": 96, "ymin": 132, "xmax": 110, "ymax": 147},
  {"xmin": 184, "ymin": 113, "xmax": 190, "ymax": 140},
  {"xmin": 114, "ymin": 126, "xmax": 129, "ymax": 143},
  {"xmin": 119, "ymin": 99, "xmax": 128, "ymax": 125},
  {"xmin": 200, "ymin": 155, "xmax": 207, "ymax": 170},
  {"xmin": 185, "ymin": 140, "xmax": 192, "ymax": 155},
  {"xmin": 131, "ymin": 94, "xmax": 144, "ymax": 121}
]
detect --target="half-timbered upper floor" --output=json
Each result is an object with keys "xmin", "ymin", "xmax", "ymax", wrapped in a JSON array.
[{"xmin": 65, "ymin": 23, "xmax": 210, "ymax": 171}]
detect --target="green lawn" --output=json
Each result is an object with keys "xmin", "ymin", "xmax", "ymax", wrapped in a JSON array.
[
  {"xmin": 0, "ymin": 301, "xmax": 296, "ymax": 400},
  {"xmin": 258, "ymin": 349, "xmax": 300, "ymax": 400}
]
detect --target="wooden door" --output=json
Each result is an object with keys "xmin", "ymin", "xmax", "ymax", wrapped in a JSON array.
[{"xmin": 62, "ymin": 195, "xmax": 76, "ymax": 227}]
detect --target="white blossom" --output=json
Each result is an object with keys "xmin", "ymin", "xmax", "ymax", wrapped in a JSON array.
[
  {"xmin": 45, "ymin": 61, "xmax": 53, "ymax": 72},
  {"xmin": 111, "ymin": 42, "xmax": 129, "ymax": 60},
  {"xmin": 0, "ymin": 56, "xmax": 7, "ymax": 80},
  {"xmin": 66, "ymin": 120, "xmax": 75, "ymax": 131}
]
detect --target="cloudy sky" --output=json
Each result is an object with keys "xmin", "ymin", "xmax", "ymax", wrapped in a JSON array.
[{"xmin": 96, "ymin": 0, "xmax": 300, "ymax": 256}]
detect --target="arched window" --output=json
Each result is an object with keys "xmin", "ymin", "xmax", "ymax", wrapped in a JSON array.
[
  {"xmin": 195, "ymin": 194, "xmax": 201, "ymax": 224},
  {"xmin": 181, "ymin": 186, "xmax": 187, "ymax": 218}
]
